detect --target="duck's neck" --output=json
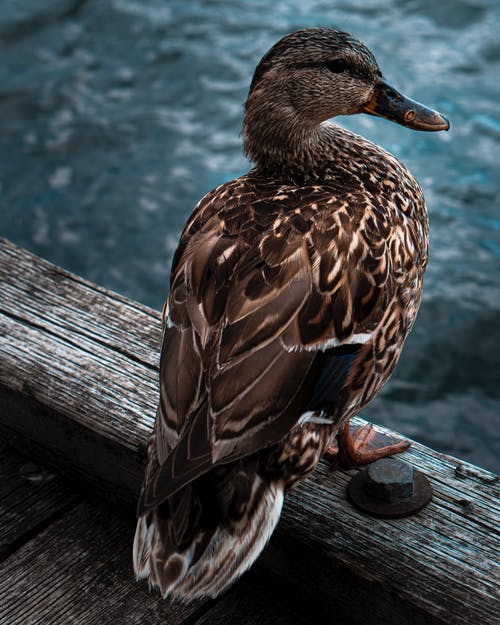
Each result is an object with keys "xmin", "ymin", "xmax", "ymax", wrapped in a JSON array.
[{"xmin": 243, "ymin": 96, "xmax": 335, "ymax": 180}]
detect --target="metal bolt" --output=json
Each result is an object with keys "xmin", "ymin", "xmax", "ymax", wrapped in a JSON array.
[
  {"xmin": 364, "ymin": 458, "xmax": 414, "ymax": 503},
  {"xmin": 347, "ymin": 457, "xmax": 432, "ymax": 519}
]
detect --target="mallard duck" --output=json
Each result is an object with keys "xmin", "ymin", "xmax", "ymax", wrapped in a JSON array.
[{"xmin": 133, "ymin": 28, "xmax": 449, "ymax": 601}]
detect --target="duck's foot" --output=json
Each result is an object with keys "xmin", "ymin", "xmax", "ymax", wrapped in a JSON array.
[{"xmin": 324, "ymin": 420, "xmax": 411, "ymax": 469}]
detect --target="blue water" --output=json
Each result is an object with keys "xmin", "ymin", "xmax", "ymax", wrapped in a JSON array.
[{"xmin": 1, "ymin": 0, "xmax": 499, "ymax": 471}]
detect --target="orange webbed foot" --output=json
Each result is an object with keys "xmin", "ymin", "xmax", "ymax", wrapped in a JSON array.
[{"xmin": 325, "ymin": 420, "xmax": 411, "ymax": 469}]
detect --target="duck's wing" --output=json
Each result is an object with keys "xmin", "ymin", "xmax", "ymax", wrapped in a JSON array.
[{"xmin": 138, "ymin": 190, "xmax": 389, "ymax": 514}]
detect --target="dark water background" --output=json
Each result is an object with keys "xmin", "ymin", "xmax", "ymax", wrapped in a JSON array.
[{"xmin": 1, "ymin": 0, "xmax": 499, "ymax": 471}]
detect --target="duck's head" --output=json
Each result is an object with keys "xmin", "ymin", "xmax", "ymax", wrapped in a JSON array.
[{"xmin": 243, "ymin": 28, "xmax": 449, "ymax": 169}]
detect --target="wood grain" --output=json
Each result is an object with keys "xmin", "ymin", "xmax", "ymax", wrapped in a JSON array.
[
  {"xmin": 0, "ymin": 495, "xmax": 312, "ymax": 625},
  {"xmin": 0, "ymin": 236, "xmax": 159, "ymax": 506},
  {"xmin": 192, "ymin": 581, "xmax": 310, "ymax": 625},
  {"xmin": 0, "ymin": 500, "xmax": 206, "ymax": 625},
  {"xmin": 0, "ymin": 237, "xmax": 498, "ymax": 625},
  {"xmin": 0, "ymin": 442, "xmax": 80, "ymax": 561}
]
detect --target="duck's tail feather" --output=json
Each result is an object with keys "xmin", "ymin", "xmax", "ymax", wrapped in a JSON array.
[{"xmin": 133, "ymin": 474, "xmax": 284, "ymax": 602}]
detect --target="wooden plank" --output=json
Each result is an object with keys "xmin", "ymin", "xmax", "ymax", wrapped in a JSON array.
[
  {"xmin": 0, "ymin": 236, "xmax": 499, "ymax": 625},
  {"xmin": 0, "ymin": 235, "xmax": 159, "ymax": 507},
  {"xmin": 192, "ymin": 578, "xmax": 310, "ymax": 625},
  {"xmin": 0, "ymin": 440, "xmax": 80, "ymax": 561},
  {"xmin": 0, "ymin": 496, "xmax": 311, "ymax": 625},
  {"xmin": 259, "ymin": 459, "xmax": 500, "ymax": 625},
  {"xmin": 0, "ymin": 499, "xmax": 207, "ymax": 625},
  {"xmin": 0, "ymin": 440, "xmax": 308, "ymax": 625}
]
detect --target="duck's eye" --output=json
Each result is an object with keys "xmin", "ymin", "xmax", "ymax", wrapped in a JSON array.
[
  {"xmin": 386, "ymin": 89, "xmax": 402, "ymax": 102},
  {"xmin": 325, "ymin": 59, "xmax": 348, "ymax": 73}
]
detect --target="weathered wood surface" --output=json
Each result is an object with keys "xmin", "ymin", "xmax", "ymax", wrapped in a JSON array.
[
  {"xmin": 0, "ymin": 443, "xmax": 310, "ymax": 625},
  {"xmin": 0, "ymin": 499, "xmax": 310, "ymax": 625},
  {"xmin": 0, "ymin": 236, "xmax": 160, "ymax": 505},
  {"xmin": 192, "ymin": 578, "xmax": 310, "ymax": 625},
  {"xmin": 0, "ymin": 442, "xmax": 80, "ymax": 561},
  {"xmin": 0, "ymin": 498, "xmax": 204, "ymax": 625},
  {"xmin": 0, "ymin": 236, "xmax": 499, "ymax": 625}
]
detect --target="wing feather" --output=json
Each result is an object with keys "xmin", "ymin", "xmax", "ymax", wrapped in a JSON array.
[{"xmin": 139, "ymin": 177, "xmax": 399, "ymax": 514}]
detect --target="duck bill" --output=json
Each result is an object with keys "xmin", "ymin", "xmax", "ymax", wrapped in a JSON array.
[{"xmin": 362, "ymin": 78, "xmax": 450, "ymax": 131}]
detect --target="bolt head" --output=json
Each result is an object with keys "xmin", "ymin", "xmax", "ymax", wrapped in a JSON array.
[{"xmin": 363, "ymin": 458, "xmax": 414, "ymax": 504}]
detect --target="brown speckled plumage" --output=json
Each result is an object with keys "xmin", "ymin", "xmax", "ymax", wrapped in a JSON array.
[{"xmin": 133, "ymin": 28, "xmax": 448, "ymax": 601}]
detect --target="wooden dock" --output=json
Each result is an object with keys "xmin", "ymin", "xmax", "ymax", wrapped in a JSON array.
[{"xmin": 0, "ymin": 236, "xmax": 499, "ymax": 625}]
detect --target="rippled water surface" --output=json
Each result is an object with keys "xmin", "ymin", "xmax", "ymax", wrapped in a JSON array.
[{"xmin": 1, "ymin": 0, "xmax": 499, "ymax": 471}]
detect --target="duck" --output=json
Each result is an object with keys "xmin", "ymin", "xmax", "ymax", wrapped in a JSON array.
[{"xmin": 133, "ymin": 27, "xmax": 449, "ymax": 601}]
